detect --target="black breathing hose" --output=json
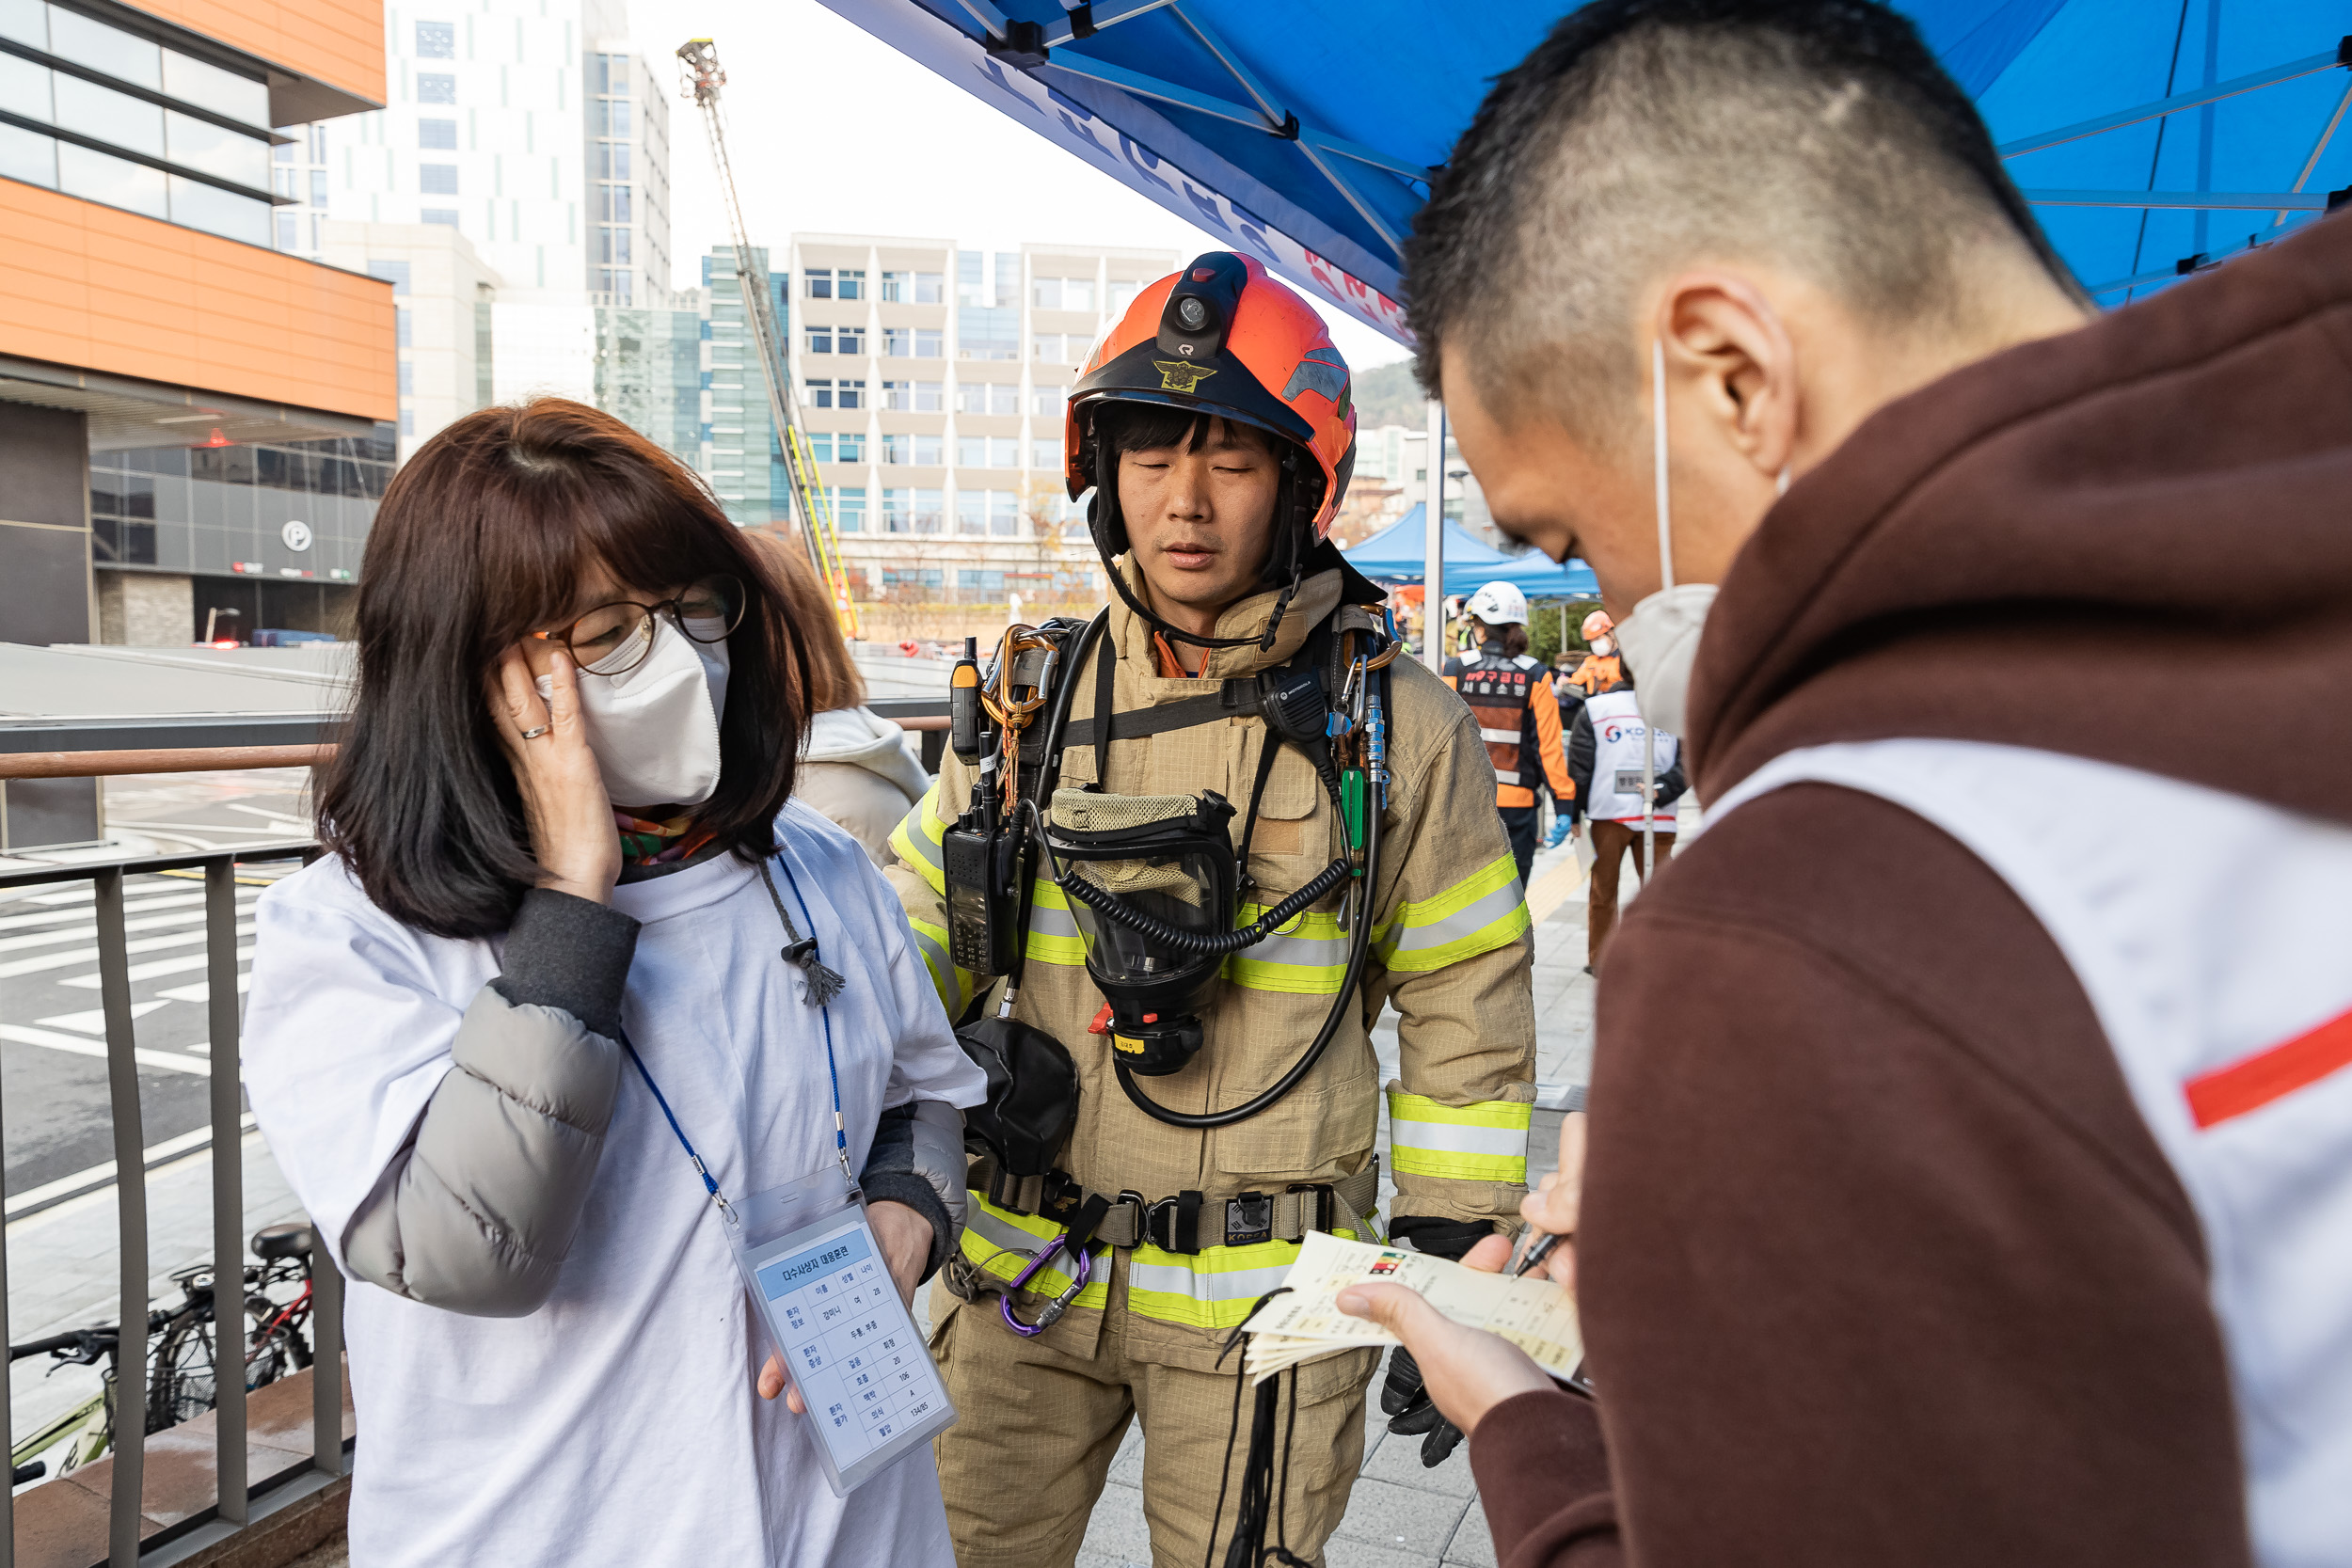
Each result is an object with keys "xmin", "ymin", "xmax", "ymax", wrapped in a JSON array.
[
  {"xmin": 1053, "ymin": 852, "xmax": 1351, "ymax": 958},
  {"xmin": 1111, "ymin": 755, "xmax": 1382, "ymax": 1130}
]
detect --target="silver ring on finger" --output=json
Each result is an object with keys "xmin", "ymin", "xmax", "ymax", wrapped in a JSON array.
[{"xmin": 519, "ymin": 724, "xmax": 550, "ymax": 740}]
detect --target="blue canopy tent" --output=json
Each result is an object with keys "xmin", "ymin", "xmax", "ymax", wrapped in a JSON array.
[
  {"xmin": 814, "ymin": 0, "xmax": 2352, "ymax": 332},
  {"xmin": 1345, "ymin": 507, "xmax": 1599, "ymax": 601}
]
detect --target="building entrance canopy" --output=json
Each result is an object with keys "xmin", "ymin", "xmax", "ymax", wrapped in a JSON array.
[{"xmin": 816, "ymin": 0, "xmax": 2352, "ymax": 336}]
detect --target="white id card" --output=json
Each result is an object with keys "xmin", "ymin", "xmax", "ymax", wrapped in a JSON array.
[{"xmin": 729, "ymin": 1166, "xmax": 958, "ymax": 1497}]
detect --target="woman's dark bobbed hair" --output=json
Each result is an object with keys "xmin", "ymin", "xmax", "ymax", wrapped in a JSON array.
[{"xmin": 317, "ymin": 398, "xmax": 808, "ymax": 939}]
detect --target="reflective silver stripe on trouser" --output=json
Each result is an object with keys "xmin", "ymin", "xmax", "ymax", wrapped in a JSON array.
[{"xmin": 1124, "ymin": 1256, "xmax": 1296, "ymax": 1306}]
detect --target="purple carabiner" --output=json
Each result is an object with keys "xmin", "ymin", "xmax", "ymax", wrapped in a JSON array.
[{"xmin": 1001, "ymin": 1233, "xmax": 1092, "ymax": 1338}]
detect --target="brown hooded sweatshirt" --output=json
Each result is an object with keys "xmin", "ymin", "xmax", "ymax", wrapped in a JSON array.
[{"xmin": 1465, "ymin": 210, "xmax": 2352, "ymax": 1565}]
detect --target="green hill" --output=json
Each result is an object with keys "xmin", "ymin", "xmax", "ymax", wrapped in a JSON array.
[{"xmin": 1349, "ymin": 359, "xmax": 1428, "ymax": 430}]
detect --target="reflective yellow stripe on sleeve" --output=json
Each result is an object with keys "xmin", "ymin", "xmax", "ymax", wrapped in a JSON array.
[
  {"xmin": 889, "ymin": 782, "xmax": 951, "ymax": 896},
  {"xmin": 1386, "ymin": 1091, "xmax": 1531, "ymax": 1183},
  {"xmin": 1374, "ymin": 855, "xmax": 1530, "ymax": 974},
  {"xmin": 905, "ymin": 913, "xmax": 975, "ymax": 1019}
]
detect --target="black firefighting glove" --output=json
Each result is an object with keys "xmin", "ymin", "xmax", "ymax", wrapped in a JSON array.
[{"xmin": 1378, "ymin": 1216, "xmax": 1495, "ymax": 1466}]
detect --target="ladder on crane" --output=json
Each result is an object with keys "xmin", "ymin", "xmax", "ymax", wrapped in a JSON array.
[{"xmin": 676, "ymin": 38, "xmax": 861, "ymax": 641}]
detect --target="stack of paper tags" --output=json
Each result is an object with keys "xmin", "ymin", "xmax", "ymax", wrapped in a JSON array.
[{"xmin": 1243, "ymin": 1230, "xmax": 1582, "ymax": 1385}]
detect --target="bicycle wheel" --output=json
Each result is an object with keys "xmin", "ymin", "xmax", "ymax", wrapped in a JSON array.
[
  {"xmin": 147, "ymin": 1316, "xmax": 217, "ymax": 1433},
  {"xmin": 245, "ymin": 1323, "xmax": 303, "ymax": 1390}
]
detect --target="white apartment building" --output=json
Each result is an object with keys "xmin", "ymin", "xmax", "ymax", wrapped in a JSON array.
[
  {"xmin": 787, "ymin": 234, "xmax": 1180, "ymax": 603},
  {"xmin": 318, "ymin": 220, "xmax": 501, "ymax": 459}
]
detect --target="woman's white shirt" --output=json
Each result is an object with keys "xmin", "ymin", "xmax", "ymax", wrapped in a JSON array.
[{"xmin": 242, "ymin": 801, "xmax": 984, "ymax": 1568}]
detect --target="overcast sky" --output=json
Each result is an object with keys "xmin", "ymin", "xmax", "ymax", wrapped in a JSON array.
[{"xmin": 624, "ymin": 0, "xmax": 1413, "ymax": 373}]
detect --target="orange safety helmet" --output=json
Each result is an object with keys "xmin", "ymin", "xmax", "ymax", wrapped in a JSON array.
[{"xmin": 1066, "ymin": 252, "xmax": 1357, "ymax": 544}]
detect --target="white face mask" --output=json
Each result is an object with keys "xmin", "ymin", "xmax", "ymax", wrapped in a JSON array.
[
  {"xmin": 536, "ymin": 613, "xmax": 731, "ymax": 810},
  {"xmin": 1589, "ymin": 635, "xmax": 1616, "ymax": 657}
]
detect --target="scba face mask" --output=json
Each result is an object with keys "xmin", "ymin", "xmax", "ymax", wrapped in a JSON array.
[{"xmin": 536, "ymin": 613, "xmax": 731, "ymax": 809}]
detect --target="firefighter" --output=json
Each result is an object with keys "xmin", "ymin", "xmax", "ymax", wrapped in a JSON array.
[
  {"xmin": 885, "ymin": 254, "xmax": 1536, "ymax": 1568},
  {"xmin": 1443, "ymin": 579, "xmax": 1573, "ymax": 887},
  {"xmin": 1563, "ymin": 608, "xmax": 1623, "ymax": 695}
]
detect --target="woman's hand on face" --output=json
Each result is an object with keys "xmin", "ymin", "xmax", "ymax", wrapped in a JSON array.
[
  {"xmin": 487, "ymin": 644, "xmax": 619, "ymax": 906},
  {"xmin": 757, "ymin": 1200, "xmax": 934, "ymax": 1413}
]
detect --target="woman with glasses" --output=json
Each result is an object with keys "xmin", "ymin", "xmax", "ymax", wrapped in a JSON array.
[{"xmin": 241, "ymin": 401, "xmax": 982, "ymax": 1568}]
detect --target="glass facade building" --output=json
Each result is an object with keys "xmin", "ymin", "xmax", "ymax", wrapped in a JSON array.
[
  {"xmin": 702, "ymin": 245, "xmax": 789, "ymax": 528},
  {"xmin": 595, "ymin": 305, "xmax": 700, "ymax": 468},
  {"xmin": 0, "ymin": 0, "xmax": 280, "ymax": 247}
]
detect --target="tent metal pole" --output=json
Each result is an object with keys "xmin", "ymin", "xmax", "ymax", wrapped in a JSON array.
[
  {"xmin": 1040, "ymin": 54, "xmax": 1424, "ymax": 180},
  {"xmin": 2023, "ymin": 189, "xmax": 2329, "ymax": 210},
  {"xmin": 1422, "ymin": 400, "xmax": 1447, "ymax": 674},
  {"xmin": 2278, "ymin": 76, "xmax": 2352, "ymax": 225},
  {"xmin": 1997, "ymin": 48, "xmax": 2344, "ymax": 158},
  {"xmin": 1044, "ymin": 0, "xmax": 1172, "ymax": 47}
]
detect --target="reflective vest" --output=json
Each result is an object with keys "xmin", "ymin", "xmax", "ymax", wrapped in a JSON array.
[
  {"xmin": 1583, "ymin": 689, "xmax": 1677, "ymax": 827},
  {"xmin": 1444, "ymin": 649, "xmax": 1571, "ymax": 810},
  {"xmin": 1710, "ymin": 739, "xmax": 2352, "ymax": 1568}
]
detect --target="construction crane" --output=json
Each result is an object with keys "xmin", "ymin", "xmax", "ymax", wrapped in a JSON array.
[{"xmin": 676, "ymin": 38, "xmax": 860, "ymax": 640}]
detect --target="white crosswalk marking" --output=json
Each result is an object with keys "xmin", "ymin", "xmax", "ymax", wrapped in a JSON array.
[
  {"xmin": 0, "ymin": 922, "xmax": 256, "ymax": 980},
  {"xmin": 0, "ymin": 902, "xmax": 255, "ymax": 954},
  {"xmin": 0, "ymin": 891, "xmax": 214, "ymax": 933},
  {"xmin": 156, "ymin": 974, "xmax": 252, "ymax": 1002},
  {"xmin": 56, "ymin": 942, "xmax": 256, "ymax": 989},
  {"xmin": 34, "ymin": 1001, "xmax": 172, "ymax": 1035},
  {"xmin": 0, "ymin": 1023, "xmax": 211, "ymax": 1075}
]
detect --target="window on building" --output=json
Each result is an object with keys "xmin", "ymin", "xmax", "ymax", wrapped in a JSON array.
[
  {"xmin": 418, "ymin": 71, "xmax": 456, "ymax": 103},
  {"xmin": 992, "ymin": 489, "xmax": 1021, "ymax": 536},
  {"xmin": 420, "ymin": 163, "xmax": 457, "ymax": 195},
  {"xmin": 955, "ymin": 436, "xmax": 984, "ymax": 469},
  {"xmin": 881, "ymin": 381, "xmax": 911, "ymax": 411},
  {"xmin": 881, "ymin": 433, "xmax": 911, "ymax": 465},
  {"xmin": 1032, "ymin": 277, "xmax": 1059, "ymax": 309},
  {"xmin": 416, "ymin": 22, "xmax": 455, "ymax": 58},
  {"xmin": 806, "ymin": 328, "xmax": 832, "ymax": 354},
  {"xmin": 310, "ymin": 169, "xmax": 326, "ymax": 205},
  {"xmin": 395, "ymin": 308, "xmax": 412, "ymax": 346},
  {"xmin": 959, "ymin": 568, "xmax": 1005, "ymax": 592},
  {"xmin": 596, "ymin": 268, "xmax": 631, "ymax": 302},
  {"xmin": 275, "ymin": 210, "xmax": 297, "ymax": 249},
  {"xmin": 879, "ymin": 272, "xmax": 905, "ymax": 303},
  {"xmin": 596, "ymin": 226, "xmax": 629, "ymax": 264},
  {"xmin": 955, "ymin": 383, "xmax": 997, "ymax": 416},
  {"xmin": 419, "ymin": 118, "xmax": 457, "ymax": 150},
  {"xmin": 882, "ymin": 328, "xmax": 911, "ymax": 358},
  {"xmin": 594, "ymin": 142, "xmax": 629, "ymax": 179},
  {"xmin": 1064, "ymin": 277, "xmax": 1095, "ymax": 311},
  {"xmin": 806, "ymin": 432, "xmax": 833, "ymax": 462},
  {"xmin": 835, "ymin": 269, "xmax": 865, "ymax": 301},
  {"xmin": 834, "ymin": 326, "xmax": 864, "ymax": 355},
  {"xmin": 834, "ymin": 432, "xmax": 865, "ymax": 463},
  {"xmin": 366, "ymin": 260, "xmax": 412, "ymax": 293},
  {"xmin": 989, "ymin": 383, "xmax": 1019, "ymax": 416},
  {"xmin": 880, "ymin": 271, "xmax": 943, "ymax": 304},
  {"xmin": 397, "ymin": 361, "xmax": 414, "ymax": 396},
  {"xmin": 1031, "ymin": 383, "xmax": 1065, "ymax": 415},
  {"xmin": 992, "ymin": 436, "xmax": 1020, "ymax": 467},
  {"xmin": 590, "ymin": 99, "xmax": 630, "ymax": 136},
  {"xmin": 807, "ymin": 377, "xmax": 833, "ymax": 407},
  {"xmin": 915, "ymin": 271, "xmax": 943, "ymax": 304},
  {"xmin": 914, "ymin": 381, "xmax": 943, "ymax": 413},
  {"xmin": 915, "ymin": 488, "xmax": 944, "ymax": 532},
  {"xmin": 1108, "ymin": 278, "xmax": 1139, "ymax": 312},
  {"xmin": 1031, "ymin": 333, "xmax": 1070, "ymax": 363},
  {"xmin": 595, "ymin": 183, "xmax": 630, "ymax": 221},
  {"xmin": 834, "ymin": 487, "xmax": 866, "ymax": 532},
  {"xmin": 422, "ymin": 208, "xmax": 457, "ymax": 227},
  {"xmin": 955, "ymin": 491, "xmax": 987, "ymax": 534},
  {"xmin": 914, "ymin": 434, "xmax": 943, "ymax": 465},
  {"xmin": 804, "ymin": 268, "xmax": 831, "ymax": 299},
  {"xmin": 1033, "ymin": 437, "xmax": 1061, "ymax": 469},
  {"xmin": 915, "ymin": 327, "xmax": 942, "ymax": 357},
  {"xmin": 837, "ymin": 379, "xmax": 865, "ymax": 410},
  {"xmin": 960, "ymin": 308, "xmax": 1017, "ymax": 361},
  {"xmin": 956, "ymin": 249, "xmax": 983, "ymax": 307}
]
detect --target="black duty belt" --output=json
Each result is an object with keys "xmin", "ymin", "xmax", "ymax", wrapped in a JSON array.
[{"xmin": 976, "ymin": 1158, "xmax": 1382, "ymax": 1254}]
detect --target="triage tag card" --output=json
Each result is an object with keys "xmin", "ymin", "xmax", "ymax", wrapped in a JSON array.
[{"xmin": 739, "ymin": 1206, "xmax": 955, "ymax": 1496}]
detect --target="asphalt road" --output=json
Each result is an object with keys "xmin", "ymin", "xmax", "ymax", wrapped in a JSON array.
[{"xmin": 0, "ymin": 768, "xmax": 310, "ymax": 1202}]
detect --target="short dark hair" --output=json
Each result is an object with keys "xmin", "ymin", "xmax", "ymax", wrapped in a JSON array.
[
  {"xmin": 317, "ymin": 399, "xmax": 808, "ymax": 939},
  {"xmin": 1476, "ymin": 617, "xmax": 1532, "ymax": 657},
  {"xmin": 1405, "ymin": 0, "xmax": 2078, "ymax": 434},
  {"xmin": 1095, "ymin": 402, "xmax": 1275, "ymax": 458}
]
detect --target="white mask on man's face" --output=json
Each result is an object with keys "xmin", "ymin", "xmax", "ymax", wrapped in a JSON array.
[
  {"xmin": 1613, "ymin": 337, "xmax": 1717, "ymax": 738},
  {"xmin": 536, "ymin": 614, "xmax": 730, "ymax": 810}
]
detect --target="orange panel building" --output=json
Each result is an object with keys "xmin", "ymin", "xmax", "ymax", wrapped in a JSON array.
[{"xmin": 0, "ymin": 0, "xmax": 391, "ymax": 660}]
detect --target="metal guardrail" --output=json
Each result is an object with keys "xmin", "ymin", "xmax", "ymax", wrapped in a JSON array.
[
  {"xmin": 0, "ymin": 703, "xmax": 954, "ymax": 780},
  {"xmin": 0, "ymin": 842, "xmax": 345, "ymax": 1568}
]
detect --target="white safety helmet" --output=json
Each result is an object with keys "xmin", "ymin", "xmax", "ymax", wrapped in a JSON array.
[{"xmin": 1465, "ymin": 579, "xmax": 1529, "ymax": 627}]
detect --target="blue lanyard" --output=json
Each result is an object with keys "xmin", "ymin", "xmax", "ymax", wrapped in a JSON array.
[{"xmin": 619, "ymin": 849, "xmax": 850, "ymax": 1230}]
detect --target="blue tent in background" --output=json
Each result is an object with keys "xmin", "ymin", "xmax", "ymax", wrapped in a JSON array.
[
  {"xmin": 1344, "ymin": 508, "xmax": 1599, "ymax": 600},
  {"xmin": 817, "ymin": 0, "xmax": 2352, "ymax": 336}
]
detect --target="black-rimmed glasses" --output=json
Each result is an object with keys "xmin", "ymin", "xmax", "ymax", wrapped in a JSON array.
[{"xmin": 530, "ymin": 574, "xmax": 746, "ymax": 676}]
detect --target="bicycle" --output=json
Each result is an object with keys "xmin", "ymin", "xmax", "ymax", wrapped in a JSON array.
[{"xmin": 8, "ymin": 1222, "xmax": 317, "ymax": 1486}]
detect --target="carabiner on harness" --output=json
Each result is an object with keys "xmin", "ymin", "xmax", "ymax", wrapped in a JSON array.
[{"xmin": 1001, "ymin": 1233, "xmax": 1094, "ymax": 1338}]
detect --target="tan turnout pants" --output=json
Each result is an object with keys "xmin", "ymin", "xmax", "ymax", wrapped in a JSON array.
[{"xmin": 930, "ymin": 1258, "xmax": 1378, "ymax": 1568}]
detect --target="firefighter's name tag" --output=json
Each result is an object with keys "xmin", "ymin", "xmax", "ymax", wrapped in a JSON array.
[{"xmin": 1613, "ymin": 769, "xmax": 1649, "ymax": 798}]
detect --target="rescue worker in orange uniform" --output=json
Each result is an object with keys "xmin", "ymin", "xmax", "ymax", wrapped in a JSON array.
[
  {"xmin": 1444, "ymin": 580, "xmax": 1573, "ymax": 887},
  {"xmin": 1564, "ymin": 608, "xmax": 1624, "ymax": 696}
]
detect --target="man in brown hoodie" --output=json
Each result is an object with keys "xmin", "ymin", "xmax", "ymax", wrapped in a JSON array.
[{"xmin": 1337, "ymin": 3, "xmax": 2352, "ymax": 1566}]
